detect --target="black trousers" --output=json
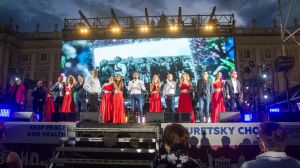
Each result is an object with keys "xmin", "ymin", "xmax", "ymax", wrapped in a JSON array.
[
  {"xmin": 33, "ymin": 101, "xmax": 45, "ymax": 121},
  {"xmin": 229, "ymin": 94, "xmax": 244, "ymax": 118},
  {"xmin": 55, "ymin": 96, "xmax": 64, "ymax": 112},
  {"xmin": 77, "ymin": 98, "xmax": 87, "ymax": 112},
  {"xmin": 87, "ymin": 93, "xmax": 98, "ymax": 112}
]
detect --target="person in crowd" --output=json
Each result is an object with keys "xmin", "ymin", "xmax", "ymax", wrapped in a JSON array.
[
  {"xmin": 7, "ymin": 79, "xmax": 16, "ymax": 105},
  {"xmin": 61, "ymin": 75, "xmax": 76, "ymax": 113},
  {"xmin": 53, "ymin": 76, "xmax": 65, "ymax": 112},
  {"xmin": 149, "ymin": 74, "xmax": 162, "ymax": 113},
  {"xmin": 163, "ymin": 73, "xmax": 176, "ymax": 113},
  {"xmin": 100, "ymin": 77, "xmax": 114, "ymax": 123},
  {"xmin": 153, "ymin": 123, "xmax": 201, "ymax": 168},
  {"xmin": 0, "ymin": 122, "xmax": 23, "ymax": 168},
  {"xmin": 225, "ymin": 70, "xmax": 244, "ymax": 118},
  {"xmin": 177, "ymin": 72, "xmax": 195, "ymax": 123},
  {"xmin": 241, "ymin": 121, "xmax": 300, "ymax": 168},
  {"xmin": 83, "ymin": 69, "xmax": 101, "ymax": 112},
  {"xmin": 211, "ymin": 72, "xmax": 226, "ymax": 123},
  {"xmin": 112, "ymin": 74, "xmax": 126, "ymax": 123},
  {"xmin": 31, "ymin": 81, "xmax": 46, "ymax": 121},
  {"xmin": 197, "ymin": 71, "xmax": 213, "ymax": 123},
  {"xmin": 73, "ymin": 75, "xmax": 87, "ymax": 112},
  {"xmin": 128, "ymin": 72, "xmax": 146, "ymax": 123},
  {"xmin": 15, "ymin": 79, "xmax": 26, "ymax": 111},
  {"xmin": 44, "ymin": 81, "xmax": 55, "ymax": 122}
]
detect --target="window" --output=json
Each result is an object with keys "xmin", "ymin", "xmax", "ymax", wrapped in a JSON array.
[
  {"xmin": 22, "ymin": 54, "xmax": 28, "ymax": 61},
  {"xmin": 40, "ymin": 53, "xmax": 47, "ymax": 61}
]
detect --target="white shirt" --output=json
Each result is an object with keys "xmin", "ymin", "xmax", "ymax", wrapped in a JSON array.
[
  {"xmin": 128, "ymin": 79, "xmax": 146, "ymax": 95},
  {"xmin": 163, "ymin": 80, "xmax": 176, "ymax": 97},
  {"xmin": 241, "ymin": 151, "xmax": 300, "ymax": 168},
  {"xmin": 58, "ymin": 82, "xmax": 64, "ymax": 97},
  {"xmin": 83, "ymin": 76, "xmax": 101, "ymax": 94},
  {"xmin": 232, "ymin": 79, "xmax": 238, "ymax": 94}
]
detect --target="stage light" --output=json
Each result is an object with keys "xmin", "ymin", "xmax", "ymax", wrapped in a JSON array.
[
  {"xmin": 111, "ymin": 26, "xmax": 121, "ymax": 33},
  {"xmin": 246, "ymin": 86, "xmax": 249, "ymax": 90},
  {"xmin": 169, "ymin": 24, "xmax": 178, "ymax": 32},
  {"xmin": 204, "ymin": 24, "xmax": 214, "ymax": 31},
  {"xmin": 262, "ymin": 74, "xmax": 267, "ymax": 79},
  {"xmin": 79, "ymin": 27, "xmax": 89, "ymax": 34},
  {"xmin": 139, "ymin": 26, "xmax": 149, "ymax": 33},
  {"xmin": 244, "ymin": 114, "xmax": 252, "ymax": 122},
  {"xmin": 263, "ymin": 95, "xmax": 268, "ymax": 99},
  {"xmin": 15, "ymin": 77, "xmax": 19, "ymax": 81}
]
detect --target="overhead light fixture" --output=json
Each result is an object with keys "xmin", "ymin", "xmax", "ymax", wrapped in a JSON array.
[
  {"xmin": 111, "ymin": 26, "xmax": 121, "ymax": 33},
  {"xmin": 140, "ymin": 25, "xmax": 149, "ymax": 33},
  {"xmin": 169, "ymin": 24, "xmax": 178, "ymax": 32}
]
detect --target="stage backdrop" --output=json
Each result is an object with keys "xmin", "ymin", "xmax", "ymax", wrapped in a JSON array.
[{"xmin": 61, "ymin": 37, "xmax": 235, "ymax": 85}]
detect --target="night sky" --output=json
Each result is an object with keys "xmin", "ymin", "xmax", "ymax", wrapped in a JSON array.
[{"xmin": 0, "ymin": 0, "xmax": 299, "ymax": 32}]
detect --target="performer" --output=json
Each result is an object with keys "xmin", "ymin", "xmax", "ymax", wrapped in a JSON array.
[
  {"xmin": 211, "ymin": 72, "xmax": 226, "ymax": 123},
  {"xmin": 61, "ymin": 75, "xmax": 76, "ymax": 113},
  {"xmin": 149, "ymin": 74, "xmax": 162, "ymax": 112},
  {"xmin": 163, "ymin": 74, "xmax": 176, "ymax": 113},
  {"xmin": 128, "ymin": 72, "xmax": 146, "ymax": 123},
  {"xmin": 31, "ymin": 81, "xmax": 46, "ymax": 121},
  {"xmin": 15, "ymin": 79, "xmax": 26, "ymax": 111},
  {"xmin": 196, "ymin": 71, "xmax": 213, "ymax": 123},
  {"xmin": 177, "ymin": 73, "xmax": 195, "ymax": 123},
  {"xmin": 53, "ymin": 76, "xmax": 65, "ymax": 112},
  {"xmin": 44, "ymin": 81, "xmax": 55, "ymax": 122},
  {"xmin": 73, "ymin": 75, "xmax": 87, "ymax": 112},
  {"xmin": 100, "ymin": 77, "xmax": 114, "ymax": 123},
  {"xmin": 112, "ymin": 74, "xmax": 126, "ymax": 123},
  {"xmin": 225, "ymin": 70, "xmax": 244, "ymax": 117},
  {"xmin": 83, "ymin": 69, "xmax": 101, "ymax": 112}
]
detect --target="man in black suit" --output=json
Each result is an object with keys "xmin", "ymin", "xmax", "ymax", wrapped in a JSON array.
[
  {"xmin": 73, "ymin": 75, "xmax": 87, "ymax": 112},
  {"xmin": 225, "ymin": 70, "xmax": 244, "ymax": 118},
  {"xmin": 196, "ymin": 71, "xmax": 213, "ymax": 123}
]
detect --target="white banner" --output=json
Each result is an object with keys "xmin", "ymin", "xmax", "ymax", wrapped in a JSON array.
[
  {"xmin": 4, "ymin": 122, "xmax": 76, "ymax": 144},
  {"xmin": 161, "ymin": 122, "xmax": 300, "ymax": 146}
]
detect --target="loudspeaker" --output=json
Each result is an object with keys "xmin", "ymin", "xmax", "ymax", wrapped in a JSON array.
[
  {"xmin": 269, "ymin": 112, "xmax": 300, "ymax": 122},
  {"xmin": 13, "ymin": 112, "xmax": 36, "ymax": 122},
  {"xmin": 52, "ymin": 112, "xmax": 77, "ymax": 122},
  {"xmin": 80, "ymin": 112, "xmax": 101, "ymax": 123},
  {"xmin": 274, "ymin": 56, "xmax": 295, "ymax": 72},
  {"xmin": 164, "ymin": 112, "xmax": 191, "ymax": 123},
  {"xmin": 147, "ymin": 112, "xmax": 164, "ymax": 123},
  {"xmin": 219, "ymin": 112, "xmax": 241, "ymax": 123}
]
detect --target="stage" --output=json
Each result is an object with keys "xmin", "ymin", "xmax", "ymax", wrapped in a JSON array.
[{"xmin": 3, "ymin": 122, "xmax": 300, "ymax": 168}]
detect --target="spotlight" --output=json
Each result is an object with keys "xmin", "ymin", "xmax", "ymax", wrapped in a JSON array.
[
  {"xmin": 169, "ymin": 24, "xmax": 178, "ymax": 32},
  {"xmin": 269, "ymin": 108, "xmax": 280, "ymax": 112},
  {"xmin": 244, "ymin": 114, "xmax": 252, "ymax": 122},
  {"xmin": 263, "ymin": 95, "xmax": 268, "ymax": 99},
  {"xmin": 139, "ymin": 26, "xmax": 149, "ymax": 33},
  {"xmin": 111, "ymin": 26, "xmax": 121, "ymax": 33},
  {"xmin": 79, "ymin": 27, "xmax": 89, "ymax": 34},
  {"xmin": 262, "ymin": 74, "xmax": 267, "ymax": 79},
  {"xmin": 246, "ymin": 86, "xmax": 249, "ymax": 90},
  {"xmin": 204, "ymin": 24, "xmax": 214, "ymax": 31}
]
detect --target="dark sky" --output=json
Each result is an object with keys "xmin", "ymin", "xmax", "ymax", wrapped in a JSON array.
[{"xmin": 0, "ymin": 0, "xmax": 299, "ymax": 32}]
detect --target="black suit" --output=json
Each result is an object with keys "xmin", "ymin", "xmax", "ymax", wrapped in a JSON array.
[
  {"xmin": 225, "ymin": 79, "xmax": 244, "ymax": 118},
  {"xmin": 196, "ymin": 79, "xmax": 213, "ymax": 122},
  {"xmin": 73, "ymin": 82, "xmax": 87, "ymax": 112}
]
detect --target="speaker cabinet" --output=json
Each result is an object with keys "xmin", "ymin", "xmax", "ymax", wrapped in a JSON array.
[
  {"xmin": 52, "ymin": 112, "xmax": 77, "ymax": 122},
  {"xmin": 13, "ymin": 112, "xmax": 36, "ymax": 122},
  {"xmin": 147, "ymin": 112, "xmax": 164, "ymax": 123},
  {"xmin": 164, "ymin": 112, "xmax": 191, "ymax": 123},
  {"xmin": 219, "ymin": 112, "xmax": 241, "ymax": 123},
  {"xmin": 269, "ymin": 112, "xmax": 300, "ymax": 122},
  {"xmin": 80, "ymin": 112, "xmax": 101, "ymax": 123}
]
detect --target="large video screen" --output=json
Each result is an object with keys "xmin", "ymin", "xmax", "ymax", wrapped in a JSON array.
[{"xmin": 61, "ymin": 37, "xmax": 235, "ymax": 87}]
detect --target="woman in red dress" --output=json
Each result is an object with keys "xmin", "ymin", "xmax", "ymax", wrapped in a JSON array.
[
  {"xmin": 61, "ymin": 75, "xmax": 76, "ymax": 113},
  {"xmin": 100, "ymin": 77, "xmax": 114, "ymax": 123},
  {"xmin": 44, "ymin": 81, "xmax": 55, "ymax": 122},
  {"xmin": 177, "ymin": 73, "xmax": 195, "ymax": 123},
  {"xmin": 112, "ymin": 74, "xmax": 126, "ymax": 123},
  {"xmin": 149, "ymin": 74, "xmax": 162, "ymax": 112},
  {"xmin": 211, "ymin": 72, "xmax": 226, "ymax": 123}
]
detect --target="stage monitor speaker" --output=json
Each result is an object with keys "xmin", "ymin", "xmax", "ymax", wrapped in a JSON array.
[
  {"xmin": 164, "ymin": 112, "xmax": 191, "ymax": 123},
  {"xmin": 13, "ymin": 112, "xmax": 36, "ymax": 122},
  {"xmin": 219, "ymin": 112, "xmax": 241, "ymax": 123},
  {"xmin": 274, "ymin": 56, "xmax": 295, "ymax": 72},
  {"xmin": 80, "ymin": 112, "xmax": 101, "ymax": 123},
  {"xmin": 269, "ymin": 112, "xmax": 300, "ymax": 122},
  {"xmin": 147, "ymin": 112, "xmax": 164, "ymax": 123},
  {"xmin": 52, "ymin": 112, "xmax": 77, "ymax": 122}
]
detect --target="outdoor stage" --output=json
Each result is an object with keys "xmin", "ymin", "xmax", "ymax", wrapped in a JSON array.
[{"xmin": 3, "ymin": 122, "xmax": 300, "ymax": 168}]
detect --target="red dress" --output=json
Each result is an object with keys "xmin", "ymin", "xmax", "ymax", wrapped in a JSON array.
[
  {"xmin": 211, "ymin": 81, "xmax": 226, "ymax": 123},
  {"xmin": 149, "ymin": 84, "xmax": 162, "ymax": 112},
  {"xmin": 61, "ymin": 87, "xmax": 75, "ymax": 113},
  {"xmin": 44, "ymin": 89, "xmax": 55, "ymax": 122},
  {"xmin": 177, "ymin": 83, "xmax": 195, "ymax": 123},
  {"xmin": 112, "ymin": 91, "xmax": 126, "ymax": 123},
  {"xmin": 100, "ymin": 84, "xmax": 114, "ymax": 123}
]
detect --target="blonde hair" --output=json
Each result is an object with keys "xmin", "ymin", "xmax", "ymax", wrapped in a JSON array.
[{"xmin": 67, "ymin": 75, "xmax": 76, "ymax": 85}]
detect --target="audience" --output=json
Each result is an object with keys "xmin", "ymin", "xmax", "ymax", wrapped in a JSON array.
[
  {"xmin": 241, "ymin": 121, "xmax": 300, "ymax": 168},
  {"xmin": 0, "ymin": 122, "xmax": 23, "ymax": 168},
  {"xmin": 153, "ymin": 123, "xmax": 201, "ymax": 168}
]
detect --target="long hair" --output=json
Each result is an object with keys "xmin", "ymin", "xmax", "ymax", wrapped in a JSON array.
[
  {"xmin": 214, "ymin": 71, "xmax": 222, "ymax": 82},
  {"xmin": 114, "ymin": 75, "xmax": 124, "ymax": 91},
  {"xmin": 67, "ymin": 75, "xmax": 76, "ymax": 86}
]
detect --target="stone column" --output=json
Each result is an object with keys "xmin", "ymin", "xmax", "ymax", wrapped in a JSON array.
[
  {"xmin": 2, "ymin": 48, "xmax": 10, "ymax": 91},
  {"xmin": 30, "ymin": 52, "xmax": 36, "ymax": 80},
  {"xmin": 49, "ymin": 52, "xmax": 55, "ymax": 82}
]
